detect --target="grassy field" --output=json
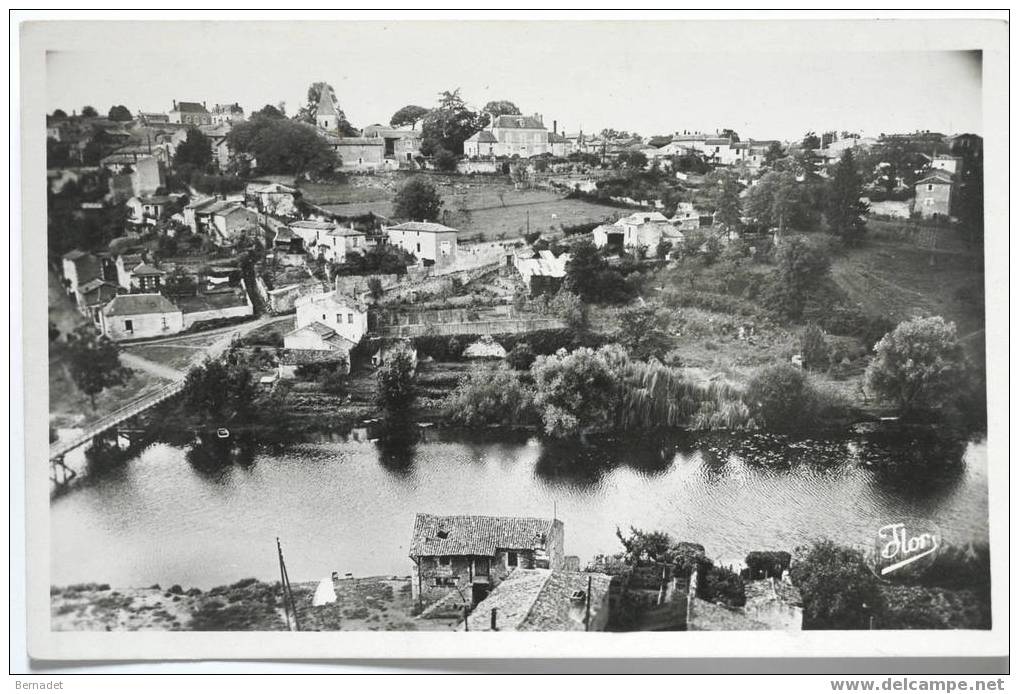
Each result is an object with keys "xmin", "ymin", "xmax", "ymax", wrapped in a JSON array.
[{"xmin": 301, "ymin": 175, "xmax": 624, "ymax": 242}]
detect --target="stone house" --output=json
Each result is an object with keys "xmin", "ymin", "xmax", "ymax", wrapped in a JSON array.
[
  {"xmin": 466, "ymin": 569, "xmax": 614, "ymax": 632},
  {"xmin": 464, "ymin": 130, "xmax": 498, "ymax": 158},
  {"xmin": 75, "ymin": 278, "xmax": 123, "ymax": 328},
  {"xmin": 209, "ymin": 103, "xmax": 245, "ymax": 126},
  {"xmin": 360, "ymin": 124, "xmax": 422, "ymax": 165},
  {"xmin": 913, "ymin": 170, "xmax": 955, "ymax": 219},
  {"xmin": 208, "ymin": 204, "xmax": 260, "ymax": 246},
  {"xmin": 384, "ymin": 221, "xmax": 458, "ymax": 268},
  {"xmin": 126, "ymin": 195, "xmax": 175, "ymax": 226},
  {"xmin": 279, "ymin": 322, "xmax": 356, "ymax": 377},
  {"xmin": 61, "ymin": 250, "xmax": 100, "ymax": 297},
  {"xmin": 246, "ymin": 182, "xmax": 298, "ymax": 218},
  {"xmin": 409, "ymin": 513, "xmax": 566, "ymax": 605},
  {"xmin": 514, "ymin": 249, "xmax": 571, "ymax": 297},
  {"xmin": 293, "ymin": 290, "xmax": 368, "ymax": 346},
  {"xmin": 168, "ymin": 100, "xmax": 212, "ymax": 126},
  {"xmin": 115, "ymin": 252, "xmax": 164, "ymax": 291},
  {"xmin": 487, "ymin": 114, "xmax": 550, "ymax": 158},
  {"xmin": 331, "ymin": 136, "xmax": 387, "ymax": 172},
  {"xmin": 929, "ymin": 154, "xmax": 963, "ymax": 176},
  {"xmin": 592, "ymin": 212, "xmax": 678, "ymax": 257},
  {"xmin": 99, "ymin": 293, "xmax": 184, "ymax": 341}
]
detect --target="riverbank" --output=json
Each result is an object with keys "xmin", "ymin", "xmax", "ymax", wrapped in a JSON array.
[{"xmin": 51, "ymin": 577, "xmax": 461, "ymax": 632}]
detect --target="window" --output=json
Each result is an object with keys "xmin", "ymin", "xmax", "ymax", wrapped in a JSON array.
[
  {"xmin": 347, "ymin": 313, "xmax": 353, "ymax": 324},
  {"xmin": 507, "ymin": 551, "xmax": 518, "ymax": 567},
  {"xmin": 438, "ymin": 556, "xmax": 451, "ymax": 567},
  {"xmin": 124, "ymin": 319, "xmax": 133, "ymax": 333},
  {"xmin": 336, "ymin": 314, "xmax": 342, "ymax": 324},
  {"xmin": 416, "ymin": 243, "xmax": 421, "ymax": 253},
  {"xmin": 927, "ymin": 184, "xmax": 934, "ymax": 191},
  {"xmin": 322, "ymin": 314, "xmax": 326, "ymax": 320},
  {"xmin": 161, "ymin": 316, "xmax": 168, "ymax": 329}
]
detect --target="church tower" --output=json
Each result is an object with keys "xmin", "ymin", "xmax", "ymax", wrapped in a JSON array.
[{"xmin": 316, "ymin": 87, "xmax": 338, "ymax": 131}]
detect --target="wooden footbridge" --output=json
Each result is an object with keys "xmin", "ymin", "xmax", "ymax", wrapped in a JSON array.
[{"xmin": 49, "ymin": 380, "xmax": 186, "ymax": 486}]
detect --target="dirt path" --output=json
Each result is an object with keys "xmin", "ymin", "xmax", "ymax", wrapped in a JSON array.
[{"xmin": 119, "ymin": 352, "xmax": 185, "ymax": 381}]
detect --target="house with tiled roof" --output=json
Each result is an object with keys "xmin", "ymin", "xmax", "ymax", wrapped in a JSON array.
[
  {"xmin": 466, "ymin": 569, "xmax": 614, "ymax": 632},
  {"xmin": 484, "ymin": 113, "xmax": 550, "ymax": 158},
  {"xmin": 168, "ymin": 100, "xmax": 211, "ymax": 126},
  {"xmin": 592, "ymin": 211, "xmax": 681, "ymax": 258},
  {"xmin": 75, "ymin": 278, "xmax": 123, "ymax": 328},
  {"xmin": 280, "ymin": 320, "xmax": 358, "ymax": 377},
  {"xmin": 914, "ymin": 169, "xmax": 955, "ymax": 219},
  {"xmin": 361, "ymin": 124, "xmax": 422, "ymax": 164},
  {"xmin": 61, "ymin": 250, "xmax": 100, "ymax": 298},
  {"xmin": 464, "ymin": 130, "xmax": 499, "ymax": 158},
  {"xmin": 384, "ymin": 221, "xmax": 458, "ymax": 268},
  {"xmin": 126, "ymin": 194, "xmax": 177, "ymax": 226},
  {"xmin": 409, "ymin": 513, "xmax": 565, "ymax": 604},
  {"xmin": 293, "ymin": 290, "xmax": 368, "ymax": 348},
  {"xmin": 99, "ymin": 293, "xmax": 184, "ymax": 341}
]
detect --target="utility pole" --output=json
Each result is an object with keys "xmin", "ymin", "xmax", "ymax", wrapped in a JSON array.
[
  {"xmin": 277, "ymin": 537, "xmax": 291, "ymax": 630},
  {"xmin": 277, "ymin": 537, "xmax": 301, "ymax": 631}
]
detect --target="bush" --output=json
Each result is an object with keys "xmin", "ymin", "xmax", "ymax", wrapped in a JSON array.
[
  {"xmin": 698, "ymin": 564, "xmax": 746, "ymax": 608},
  {"xmin": 799, "ymin": 324, "xmax": 830, "ymax": 370},
  {"xmin": 444, "ymin": 367, "xmax": 536, "ymax": 427},
  {"xmin": 745, "ymin": 363, "xmax": 847, "ymax": 432},
  {"xmin": 791, "ymin": 539, "xmax": 883, "ymax": 630},
  {"xmin": 506, "ymin": 342, "xmax": 536, "ymax": 371}
]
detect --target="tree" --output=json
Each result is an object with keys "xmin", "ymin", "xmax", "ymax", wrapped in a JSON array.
[
  {"xmin": 763, "ymin": 142, "xmax": 785, "ymax": 166},
  {"xmin": 865, "ymin": 316, "xmax": 966, "ymax": 416},
  {"xmin": 376, "ymin": 349, "xmax": 416, "ymax": 421},
  {"xmin": 445, "ymin": 367, "xmax": 534, "ymax": 426},
  {"xmin": 64, "ymin": 326, "xmax": 132, "ymax": 409},
  {"xmin": 617, "ymin": 305, "xmax": 671, "ymax": 361},
  {"xmin": 81, "ymin": 105, "xmax": 98, "ymax": 118},
  {"xmin": 227, "ymin": 117, "xmax": 337, "ymax": 177},
  {"xmin": 801, "ymin": 131, "xmax": 820, "ymax": 149},
  {"xmin": 771, "ymin": 235, "xmax": 832, "ymax": 319},
  {"xmin": 181, "ymin": 357, "xmax": 257, "ymax": 422},
  {"xmin": 392, "ymin": 177, "xmax": 442, "ymax": 222},
  {"xmin": 531, "ymin": 346, "xmax": 620, "ymax": 438},
  {"xmin": 297, "ymin": 82, "xmax": 358, "ymax": 135},
  {"xmin": 745, "ymin": 363, "xmax": 820, "ymax": 432},
  {"xmin": 705, "ymin": 169, "xmax": 743, "ymax": 232},
  {"xmin": 743, "ymin": 170, "xmax": 817, "ymax": 234},
  {"xmin": 107, "ymin": 105, "xmax": 133, "ymax": 121},
  {"xmin": 826, "ymin": 149, "xmax": 869, "ymax": 245},
  {"xmin": 51, "ymin": 108, "xmax": 68, "ymax": 119},
  {"xmin": 367, "ymin": 277, "xmax": 384, "ymax": 301},
  {"xmin": 432, "ymin": 147, "xmax": 459, "ymax": 172},
  {"xmin": 173, "ymin": 127, "xmax": 213, "ymax": 172},
  {"xmin": 420, "ymin": 88, "xmax": 486, "ymax": 156},
  {"xmin": 617, "ymin": 151, "xmax": 647, "ymax": 170},
  {"xmin": 790, "ymin": 539, "xmax": 883, "ymax": 630},
  {"xmin": 799, "ymin": 324, "xmax": 830, "ymax": 371},
  {"xmin": 253, "ymin": 103, "xmax": 286, "ymax": 119},
  {"xmin": 547, "ymin": 289, "xmax": 587, "ymax": 329},
  {"xmin": 389, "ymin": 105, "xmax": 429, "ymax": 130},
  {"xmin": 563, "ymin": 239, "xmax": 631, "ymax": 305},
  {"xmin": 481, "ymin": 100, "xmax": 521, "ymax": 118}
]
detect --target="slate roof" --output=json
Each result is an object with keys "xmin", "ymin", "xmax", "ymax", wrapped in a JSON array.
[
  {"xmin": 174, "ymin": 101, "xmax": 209, "ymax": 114},
  {"xmin": 467, "ymin": 569, "xmax": 614, "ymax": 632},
  {"xmin": 316, "ymin": 89, "xmax": 339, "ymax": 117},
  {"xmin": 491, "ymin": 115, "xmax": 546, "ymax": 130},
  {"xmin": 466, "ymin": 130, "xmax": 498, "ymax": 144},
  {"xmin": 387, "ymin": 221, "xmax": 458, "ymax": 234},
  {"xmin": 102, "ymin": 293, "xmax": 180, "ymax": 317},
  {"xmin": 409, "ymin": 514, "xmax": 559, "ymax": 558},
  {"xmin": 290, "ymin": 220, "xmax": 336, "ymax": 231}
]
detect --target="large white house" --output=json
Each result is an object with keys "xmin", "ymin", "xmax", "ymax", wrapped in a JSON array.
[
  {"xmin": 464, "ymin": 114, "xmax": 549, "ymax": 158},
  {"xmin": 282, "ymin": 290, "xmax": 368, "ymax": 376},
  {"xmin": 384, "ymin": 221, "xmax": 458, "ymax": 268},
  {"xmin": 592, "ymin": 212, "xmax": 682, "ymax": 257}
]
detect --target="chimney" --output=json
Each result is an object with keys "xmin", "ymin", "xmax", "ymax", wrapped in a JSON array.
[
  {"xmin": 553, "ymin": 119, "xmax": 557, "ymax": 135},
  {"xmin": 203, "ymin": 101, "xmax": 207, "ymax": 109},
  {"xmin": 172, "ymin": 100, "xmax": 177, "ymax": 110}
]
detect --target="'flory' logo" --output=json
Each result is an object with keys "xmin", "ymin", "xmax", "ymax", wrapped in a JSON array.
[{"xmin": 873, "ymin": 522, "xmax": 941, "ymax": 577}]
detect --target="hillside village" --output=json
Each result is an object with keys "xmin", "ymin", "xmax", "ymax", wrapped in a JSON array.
[{"xmin": 47, "ymin": 84, "xmax": 988, "ymax": 634}]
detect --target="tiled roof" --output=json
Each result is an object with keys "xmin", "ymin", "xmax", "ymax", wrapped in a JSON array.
[
  {"xmin": 361, "ymin": 125, "xmax": 421, "ymax": 139},
  {"xmin": 387, "ymin": 221, "xmax": 458, "ymax": 233},
  {"xmin": 409, "ymin": 513, "xmax": 559, "ymax": 558},
  {"xmin": 174, "ymin": 101, "xmax": 209, "ymax": 114},
  {"xmin": 491, "ymin": 115, "xmax": 546, "ymax": 130},
  {"xmin": 333, "ymin": 136, "xmax": 385, "ymax": 146},
  {"xmin": 916, "ymin": 170, "xmax": 954, "ymax": 185},
  {"xmin": 130, "ymin": 263, "xmax": 165, "ymax": 276},
  {"xmin": 290, "ymin": 220, "xmax": 336, "ymax": 231},
  {"xmin": 279, "ymin": 349, "xmax": 349, "ymax": 366},
  {"xmin": 618, "ymin": 211, "xmax": 670, "ymax": 225},
  {"xmin": 466, "ymin": 130, "xmax": 498, "ymax": 143},
  {"xmin": 327, "ymin": 227, "xmax": 366, "ymax": 237},
  {"xmin": 102, "ymin": 293, "xmax": 180, "ymax": 317},
  {"xmin": 467, "ymin": 569, "xmax": 614, "ymax": 631}
]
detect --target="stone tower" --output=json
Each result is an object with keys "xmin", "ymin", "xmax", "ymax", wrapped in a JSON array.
[{"xmin": 316, "ymin": 87, "xmax": 338, "ymax": 131}]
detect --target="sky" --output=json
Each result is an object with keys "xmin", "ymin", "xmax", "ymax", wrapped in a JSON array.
[{"xmin": 45, "ymin": 22, "xmax": 982, "ymax": 141}]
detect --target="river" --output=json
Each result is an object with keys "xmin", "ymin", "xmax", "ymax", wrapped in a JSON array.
[{"xmin": 50, "ymin": 426, "xmax": 988, "ymax": 589}]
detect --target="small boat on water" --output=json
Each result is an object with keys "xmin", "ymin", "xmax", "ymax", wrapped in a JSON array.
[{"xmin": 216, "ymin": 428, "xmax": 230, "ymax": 439}]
